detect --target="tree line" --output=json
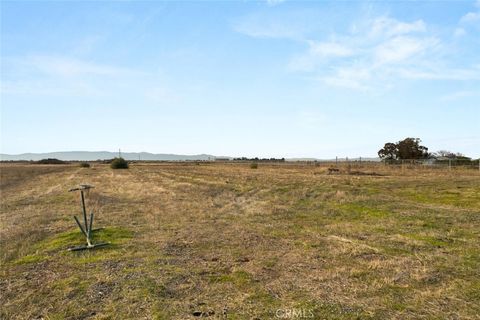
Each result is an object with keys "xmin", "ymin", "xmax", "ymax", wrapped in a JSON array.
[
  {"xmin": 233, "ymin": 157, "xmax": 286, "ymax": 162},
  {"xmin": 378, "ymin": 137, "xmax": 475, "ymax": 161}
]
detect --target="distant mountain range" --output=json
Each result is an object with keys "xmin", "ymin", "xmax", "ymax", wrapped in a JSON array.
[
  {"xmin": 0, "ymin": 151, "xmax": 381, "ymax": 162},
  {"xmin": 0, "ymin": 151, "xmax": 219, "ymax": 161}
]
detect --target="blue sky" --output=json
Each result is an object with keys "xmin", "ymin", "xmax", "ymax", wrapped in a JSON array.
[{"xmin": 1, "ymin": 0, "xmax": 479, "ymax": 158}]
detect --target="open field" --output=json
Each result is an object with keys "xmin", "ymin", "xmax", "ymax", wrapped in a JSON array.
[{"xmin": 1, "ymin": 162, "xmax": 479, "ymax": 319}]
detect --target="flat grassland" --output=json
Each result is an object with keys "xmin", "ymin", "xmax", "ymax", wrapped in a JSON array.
[{"xmin": 1, "ymin": 163, "xmax": 479, "ymax": 319}]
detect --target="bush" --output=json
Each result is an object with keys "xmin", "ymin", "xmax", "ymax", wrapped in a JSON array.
[
  {"xmin": 79, "ymin": 162, "xmax": 90, "ymax": 168},
  {"xmin": 250, "ymin": 162, "xmax": 258, "ymax": 169},
  {"xmin": 110, "ymin": 157, "xmax": 129, "ymax": 169},
  {"xmin": 36, "ymin": 158, "xmax": 67, "ymax": 164}
]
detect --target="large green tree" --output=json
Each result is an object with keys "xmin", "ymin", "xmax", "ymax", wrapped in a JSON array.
[
  {"xmin": 378, "ymin": 142, "xmax": 398, "ymax": 160},
  {"xmin": 378, "ymin": 138, "xmax": 430, "ymax": 160}
]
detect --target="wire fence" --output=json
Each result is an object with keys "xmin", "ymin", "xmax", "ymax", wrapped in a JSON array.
[{"xmin": 310, "ymin": 157, "xmax": 480, "ymax": 171}]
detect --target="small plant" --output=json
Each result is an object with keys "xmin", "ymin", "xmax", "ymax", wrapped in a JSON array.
[
  {"xmin": 110, "ymin": 157, "xmax": 129, "ymax": 169},
  {"xmin": 79, "ymin": 162, "xmax": 90, "ymax": 168},
  {"xmin": 250, "ymin": 162, "xmax": 258, "ymax": 169}
]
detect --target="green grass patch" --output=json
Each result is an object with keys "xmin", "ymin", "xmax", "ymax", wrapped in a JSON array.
[
  {"xmin": 463, "ymin": 280, "xmax": 480, "ymax": 301},
  {"xmin": 38, "ymin": 226, "xmax": 133, "ymax": 252},
  {"xmin": 405, "ymin": 233, "xmax": 452, "ymax": 248},
  {"xmin": 324, "ymin": 202, "xmax": 391, "ymax": 222},
  {"xmin": 209, "ymin": 270, "xmax": 253, "ymax": 287},
  {"xmin": 14, "ymin": 253, "xmax": 47, "ymax": 265},
  {"xmin": 52, "ymin": 275, "xmax": 89, "ymax": 293},
  {"xmin": 397, "ymin": 186, "xmax": 480, "ymax": 209},
  {"xmin": 337, "ymin": 203, "xmax": 390, "ymax": 218},
  {"xmin": 12, "ymin": 227, "xmax": 134, "ymax": 265}
]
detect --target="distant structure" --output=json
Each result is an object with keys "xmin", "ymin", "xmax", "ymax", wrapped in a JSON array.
[{"xmin": 215, "ymin": 157, "xmax": 230, "ymax": 161}]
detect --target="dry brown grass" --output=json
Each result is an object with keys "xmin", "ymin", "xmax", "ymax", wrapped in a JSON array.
[{"xmin": 1, "ymin": 162, "xmax": 479, "ymax": 319}]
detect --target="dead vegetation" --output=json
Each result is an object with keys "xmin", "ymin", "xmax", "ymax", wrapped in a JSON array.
[{"xmin": 0, "ymin": 162, "xmax": 479, "ymax": 319}]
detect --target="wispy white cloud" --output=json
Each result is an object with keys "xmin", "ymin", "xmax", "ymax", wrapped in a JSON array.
[
  {"xmin": 459, "ymin": 1, "xmax": 480, "ymax": 30},
  {"xmin": 1, "ymin": 54, "xmax": 172, "ymax": 102},
  {"xmin": 373, "ymin": 36, "xmax": 439, "ymax": 64},
  {"xmin": 322, "ymin": 66, "xmax": 372, "ymax": 91},
  {"xmin": 0, "ymin": 78, "xmax": 107, "ymax": 97},
  {"xmin": 396, "ymin": 65, "xmax": 480, "ymax": 81},
  {"xmin": 235, "ymin": 2, "xmax": 480, "ymax": 91},
  {"xmin": 368, "ymin": 16, "xmax": 426, "ymax": 38},
  {"xmin": 239, "ymin": 9, "xmax": 479, "ymax": 91},
  {"xmin": 309, "ymin": 41, "xmax": 354, "ymax": 58},
  {"xmin": 460, "ymin": 11, "xmax": 480, "ymax": 24},
  {"xmin": 374, "ymin": 36, "xmax": 438, "ymax": 65},
  {"xmin": 290, "ymin": 15, "xmax": 450, "ymax": 90},
  {"xmin": 23, "ymin": 55, "xmax": 134, "ymax": 77},
  {"xmin": 289, "ymin": 40, "xmax": 354, "ymax": 71},
  {"xmin": 454, "ymin": 27, "xmax": 466, "ymax": 37}
]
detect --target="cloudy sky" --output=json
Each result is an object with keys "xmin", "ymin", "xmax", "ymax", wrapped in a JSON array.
[{"xmin": 1, "ymin": 0, "xmax": 479, "ymax": 158}]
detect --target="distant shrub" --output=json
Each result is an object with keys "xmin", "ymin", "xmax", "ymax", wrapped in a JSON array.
[
  {"xmin": 110, "ymin": 157, "xmax": 129, "ymax": 169},
  {"xmin": 36, "ymin": 158, "xmax": 67, "ymax": 164},
  {"xmin": 79, "ymin": 162, "xmax": 90, "ymax": 168},
  {"xmin": 328, "ymin": 167, "xmax": 340, "ymax": 174},
  {"xmin": 250, "ymin": 162, "xmax": 258, "ymax": 169}
]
